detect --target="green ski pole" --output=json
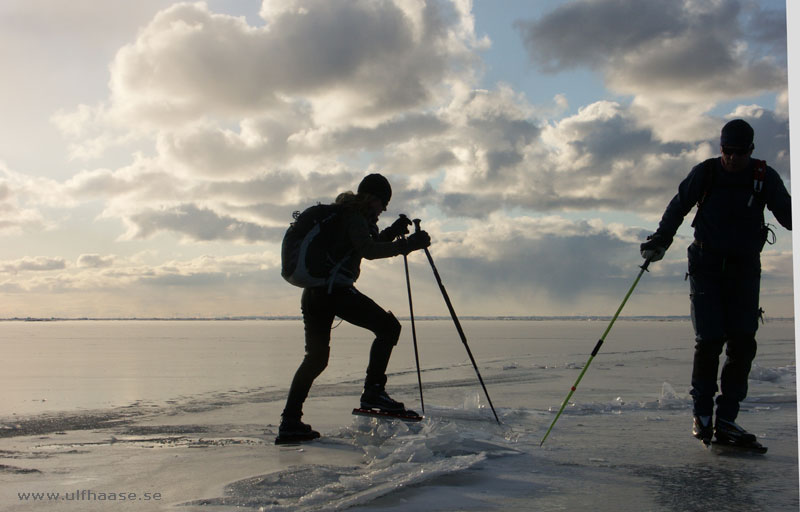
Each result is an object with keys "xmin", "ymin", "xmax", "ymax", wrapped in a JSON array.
[{"xmin": 540, "ymin": 256, "xmax": 653, "ymax": 447}]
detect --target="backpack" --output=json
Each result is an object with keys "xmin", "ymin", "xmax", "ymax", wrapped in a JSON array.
[
  {"xmin": 690, "ymin": 158, "xmax": 774, "ymax": 247},
  {"xmin": 280, "ymin": 204, "xmax": 354, "ymax": 291},
  {"xmin": 691, "ymin": 158, "xmax": 767, "ymax": 227}
]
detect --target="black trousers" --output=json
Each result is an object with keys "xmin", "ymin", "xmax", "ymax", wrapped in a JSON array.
[
  {"xmin": 282, "ymin": 286, "xmax": 401, "ymax": 419},
  {"xmin": 688, "ymin": 243, "xmax": 761, "ymax": 421}
]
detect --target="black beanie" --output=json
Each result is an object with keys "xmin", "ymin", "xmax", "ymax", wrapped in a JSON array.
[
  {"xmin": 720, "ymin": 119, "xmax": 754, "ymax": 148},
  {"xmin": 357, "ymin": 173, "xmax": 392, "ymax": 206}
]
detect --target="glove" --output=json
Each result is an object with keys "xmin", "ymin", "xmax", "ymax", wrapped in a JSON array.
[
  {"xmin": 403, "ymin": 230, "xmax": 431, "ymax": 254},
  {"xmin": 640, "ymin": 234, "xmax": 667, "ymax": 262},
  {"xmin": 387, "ymin": 215, "xmax": 412, "ymax": 239}
]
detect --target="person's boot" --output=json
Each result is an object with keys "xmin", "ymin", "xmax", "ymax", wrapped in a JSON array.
[
  {"xmin": 714, "ymin": 417, "xmax": 757, "ymax": 446},
  {"xmin": 692, "ymin": 415, "xmax": 713, "ymax": 443},
  {"xmin": 276, "ymin": 415, "xmax": 320, "ymax": 444},
  {"xmin": 360, "ymin": 384, "xmax": 405, "ymax": 413}
]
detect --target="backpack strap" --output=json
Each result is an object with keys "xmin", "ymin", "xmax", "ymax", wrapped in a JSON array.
[
  {"xmin": 325, "ymin": 249, "xmax": 354, "ymax": 294},
  {"xmin": 696, "ymin": 159, "xmax": 716, "ymax": 208},
  {"xmin": 748, "ymin": 159, "xmax": 767, "ymax": 207},
  {"xmin": 690, "ymin": 159, "xmax": 715, "ymax": 228}
]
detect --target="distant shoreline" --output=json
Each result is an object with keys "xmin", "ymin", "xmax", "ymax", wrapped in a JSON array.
[{"xmin": 0, "ymin": 315, "xmax": 794, "ymax": 322}]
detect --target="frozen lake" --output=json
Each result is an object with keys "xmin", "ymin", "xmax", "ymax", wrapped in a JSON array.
[{"xmin": 1, "ymin": 319, "xmax": 796, "ymax": 511}]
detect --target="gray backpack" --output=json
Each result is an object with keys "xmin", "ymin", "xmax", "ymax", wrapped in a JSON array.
[{"xmin": 280, "ymin": 204, "xmax": 353, "ymax": 291}]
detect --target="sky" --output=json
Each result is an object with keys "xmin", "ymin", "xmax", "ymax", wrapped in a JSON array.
[{"xmin": 0, "ymin": 0, "xmax": 794, "ymax": 318}]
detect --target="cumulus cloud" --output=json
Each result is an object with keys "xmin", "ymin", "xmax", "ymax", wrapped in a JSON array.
[
  {"xmin": 516, "ymin": 0, "xmax": 786, "ymax": 101},
  {"xmin": 123, "ymin": 204, "xmax": 285, "ymax": 243},
  {"xmin": 43, "ymin": 0, "xmax": 495, "ymax": 242},
  {"xmin": 433, "ymin": 98, "xmax": 716, "ymax": 217},
  {"xmin": 515, "ymin": 0, "xmax": 788, "ymax": 144},
  {"xmin": 57, "ymin": 0, "xmax": 485, "ymax": 141},
  {"xmin": 46, "ymin": 0, "xmax": 789, "ymax": 244}
]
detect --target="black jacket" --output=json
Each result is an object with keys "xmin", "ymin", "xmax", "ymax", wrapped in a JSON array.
[
  {"xmin": 654, "ymin": 157, "xmax": 791, "ymax": 255},
  {"xmin": 328, "ymin": 209, "xmax": 405, "ymax": 286}
]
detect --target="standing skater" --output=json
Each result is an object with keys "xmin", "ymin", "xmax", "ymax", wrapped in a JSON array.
[
  {"xmin": 640, "ymin": 119, "xmax": 791, "ymax": 449},
  {"xmin": 278, "ymin": 173, "xmax": 431, "ymax": 443}
]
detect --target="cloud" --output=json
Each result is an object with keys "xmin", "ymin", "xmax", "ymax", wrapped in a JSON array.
[
  {"xmin": 44, "ymin": 0, "xmax": 495, "ymax": 238},
  {"xmin": 726, "ymin": 105, "xmax": 791, "ymax": 178},
  {"xmin": 354, "ymin": 212, "xmax": 698, "ymax": 316},
  {"xmin": 0, "ymin": 191, "xmax": 47, "ymax": 235},
  {"xmin": 516, "ymin": 1, "xmax": 684, "ymax": 73},
  {"xmin": 123, "ymin": 203, "xmax": 284, "ymax": 243},
  {"xmin": 77, "ymin": 254, "xmax": 115, "ymax": 269},
  {"xmin": 0, "ymin": 1, "xmax": 790, "ymax": 319},
  {"xmin": 516, "ymin": 0, "xmax": 786, "ymax": 102},
  {"xmin": 44, "ymin": 0, "xmax": 788, "ymax": 244},
  {"xmin": 0, "ymin": 250, "xmax": 289, "ymax": 317},
  {"xmin": 0, "ymin": 256, "xmax": 66, "ymax": 274},
  {"xmin": 156, "ymin": 107, "xmax": 315, "ymax": 179},
  {"xmin": 398, "ymin": 214, "xmax": 640, "ymax": 302},
  {"xmin": 55, "ymin": 0, "xmax": 485, "ymax": 143},
  {"xmin": 0, "ymin": 164, "xmax": 64, "ymax": 233},
  {"xmin": 431, "ymin": 92, "xmax": 789, "ymax": 219},
  {"xmin": 433, "ymin": 98, "xmax": 713, "ymax": 216},
  {"xmin": 56, "ymin": 153, "xmax": 373, "ymax": 243},
  {"xmin": 515, "ymin": 0, "xmax": 788, "ymax": 146}
]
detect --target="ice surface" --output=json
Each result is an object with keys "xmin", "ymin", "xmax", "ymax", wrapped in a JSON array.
[{"xmin": 0, "ymin": 319, "xmax": 797, "ymax": 511}]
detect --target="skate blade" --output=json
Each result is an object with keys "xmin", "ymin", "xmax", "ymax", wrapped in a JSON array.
[
  {"xmin": 274, "ymin": 433, "xmax": 320, "ymax": 445},
  {"xmin": 707, "ymin": 440, "xmax": 767, "ymax": 455},
  {"xmin": 352, "ymin": 408, "xmax": 423, "ymax": 422}
]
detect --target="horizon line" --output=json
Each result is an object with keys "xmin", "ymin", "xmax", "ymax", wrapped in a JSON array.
[{"xmin": 1, "ymin": 315, "xmax": 795, "ymax": 322}]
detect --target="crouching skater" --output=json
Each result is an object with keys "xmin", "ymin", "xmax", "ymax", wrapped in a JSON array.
[{"xmin": 278, "ymin": 173, "xmax": 431, "ymax": 442}]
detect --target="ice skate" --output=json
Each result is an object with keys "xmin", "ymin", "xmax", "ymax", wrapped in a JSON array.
[
  {"xmin": 274, "ymin": 416, "xmax": 321, "ymax": 445},
  {"xmin": 711, "ymin": 418, "xmax": 767, "ymax": 454},
  {"xmin": 359, "ymin": 384, "xmax": 406, "ymax": 413},
  {"xmin": 692, "ymin": 415, "xmax": 713, "ymax": 444}
]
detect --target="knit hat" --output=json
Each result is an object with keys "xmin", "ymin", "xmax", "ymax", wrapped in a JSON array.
[
  {"xmin": 357, "ymin": 173, "xmax": 392, "ymax": 206},
  {"xmin": 720, "ymin": 119, "xmax": 754, "ymax": 148}
]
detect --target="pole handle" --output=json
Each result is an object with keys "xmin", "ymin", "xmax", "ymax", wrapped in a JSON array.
[
  {"xmin": 398, "ymin": 214, "xmax": 409, "ymax": 239},
  {"xmin": 413, "ymin": 218, "xmax": 421, "ymax": 233}
]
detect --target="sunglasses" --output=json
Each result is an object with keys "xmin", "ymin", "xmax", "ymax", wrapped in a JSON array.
[{"xmin": 721, "ymin": 146, "xmax": 751, "ymax": 156}]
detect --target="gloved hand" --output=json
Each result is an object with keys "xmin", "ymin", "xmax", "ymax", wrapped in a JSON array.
[
  {"xmin": 403, "ymin": 230, "xmax": 431, "ymax": 254},
  {"xmin": 387, "ymin": 215, "xmax": 413, "ymax": 239},
  {"xmin": 640, "ymin": 234, "xmax": 667, "ymax": 262}
]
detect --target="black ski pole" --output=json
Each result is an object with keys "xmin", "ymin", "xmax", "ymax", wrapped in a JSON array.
[
  {"xmin": 413, "ymin": 219, "xmax": 500, "ymax": 424},
  {"xmin": 539, "ymin": 256, "xmax": 653, "ymax": 446},
  {"xmin": 399, "ymin": 215, "xmax": 424, "ymax": 414}
]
